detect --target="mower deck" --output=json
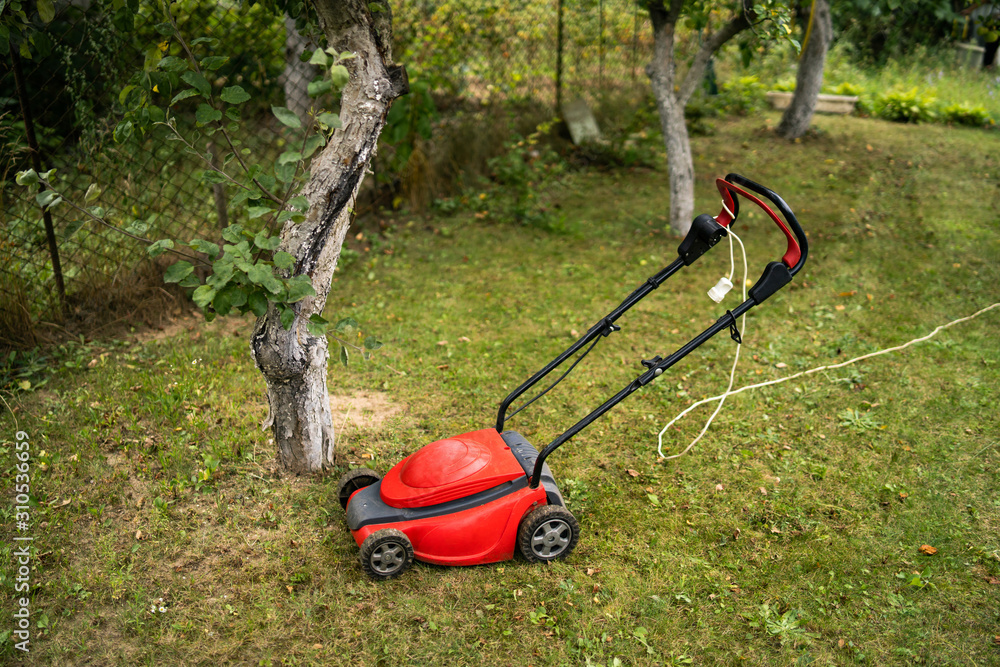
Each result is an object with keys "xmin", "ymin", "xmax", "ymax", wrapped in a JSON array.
[{"xmin": 345, "ymin": 430, "xmax": 565, "ymax": 567}]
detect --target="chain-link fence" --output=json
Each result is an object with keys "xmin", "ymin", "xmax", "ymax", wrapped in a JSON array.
[{"xmin": 1, "ymin": 0, "xmax": 653, "ymax": 346}]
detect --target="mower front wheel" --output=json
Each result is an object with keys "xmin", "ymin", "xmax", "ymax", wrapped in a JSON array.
[
  {"xmin": 360, "ymin": 528, "xmax": 414, "ymax": 579},
  {"xmin": 517, "ymin": 504, "xmax": 580, "ymax": 563},
  {"xmin": 335, "ymin": 467, "xmax": 381, "ymax": 510}
]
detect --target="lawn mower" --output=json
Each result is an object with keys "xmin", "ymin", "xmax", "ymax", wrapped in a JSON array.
[{"xmin": 335, "ymin": 173, "xmax": 809, "ymax": 579}]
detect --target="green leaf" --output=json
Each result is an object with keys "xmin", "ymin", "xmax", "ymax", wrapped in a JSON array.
[
  {"xmin": 220, "ymin": 85, "xmax": 251, "ymax": 104},
  {"xmin": 221, "ymin": 224, "xmax": 244, "ymax": 243},
  {"xmin": 125, "ymin": 219, "xmax": 150, "ymax": 236},
  {"xmin": 178, "ymin": 274, "xmax": 201, "ymax": 288},
  {"xmin": 86, "ymin": 206, "xmax": 105, "ymax": 218},
  {"xmin": 35, "ymin": 190, "xmax": 62, "ymax": 208},
  {"xmin": 247, "ymin": 290, "xmax": 268, "ymax": 317},
  {"xmin": 84, "ymin": 183, "xmax": 102, "ymax": 202},
  {"xmin": 289, "ymin": 196, "xmax": 309, "ymax": 211},
  {"xmin": 307, "ymin": 49, "xmax": 329, "ymax": 66},
  {"xmin": 279, "ymin": 304, "xmax": 295, "ymax": 330},
  {"xmin": 195, "ymin": 104, "xmax": 222, "ymax": 125},
  {"xmin": 306, "ymin": 314, "xmax": 328, "ymax": 337},
  {"xmin": 272, "ymin": 251, "xmax": 295, "ymax": 270},
  {"xmin": 113, "ymin": 120, "xmax": 133, "ymax": 143},
  {"xmin": 247, "ymin": 263, "xmax": 282, "ymax": 294},
  {"xmin": 302, "ymin": 134, "xmax": 326, "ymax": 159},
  {"xmin": 307, "ymin": 79, "xmax": 332, "ymax": 97},
  {"xmin": 200, "ymin": 55, "xmax": 229, "ymax": 71},
  {"xmin": 158, "ymin": 55, "xmax": 188, "ymax": 73},
  {"xmin": 212, "ymin": 288, "xmax": 233, "ymax": 315},
  {"xmin": 277, "ymin": 150, "xmax": 302, "ymax": 165},
  {"xmin": 330, "ymin": 64, "xmax": 350, "ymax": 90},
  {"xmin": 192, "ymin": 284, "xmax": 216, "ymax": 309},
  {"xmin": 118, "ymin": 84, "xmax": 136, "ymax": 106},
  {"xmin": 340, "ymin": 345, "xmax": 349, "ymax": 366},
  {"xmin": 163, "ymin": 261, "xmax": 194, "ymax": 283},
  {"xmin": 272, "ymin": 106, "xmax": 302, "ymax": 129},
  {"xmin": 181, "ymin": 71, "xmax": 211, "ymax": 98},
  {"xmin": 154, "ymin": 22, "xmax": 175, "ymax": 36},
  {"xmin": 284, "ymin": 274, "xmax": 315, "ymax": 303},
  {"xmin": 334, "ymin": 317, "xmax": 359, "ymax": 334},
  {"xmin": 188, "ymin": 238, "xmax": 220, "ymax": 259},
  {"xmin": 37, "ymin": 0, "xmax": 55, "ymax": 23},
  {"xmin": 317, "ymin": 112, "xmax": 342, "ymax": 129},
  {"xmin": 363, "ymin": 335, "xmax": 383, "ymax": 350},
  {"xmin": 169, "ymin": 89, "xmax": 200, "ymax": 106},
  {"xmin": 246, "ymin": 205, "xmax": 272, "ymax": 220},
  {"xmin": 253, "ymin": 231, "xmax": 281, "ymax": 251},
  {"xmin": 15, "ymin": 170, "xmax": 39, "ymax": 186},
  {"xmin": 147, "ymin": 239, "xmax": 174, "ymax": 258}
]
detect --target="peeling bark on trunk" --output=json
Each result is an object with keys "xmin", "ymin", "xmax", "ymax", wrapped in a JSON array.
[
  {"xmin": 250, "ymin": 0, "xmax": 406, "ymax": 474},
  {"xmin": 776, "ymin": 0, "xmax": 832, "ymax": 140},
  {"xmin": 646, "ymin": 1, "xmax": 749, "ymax": 236}
]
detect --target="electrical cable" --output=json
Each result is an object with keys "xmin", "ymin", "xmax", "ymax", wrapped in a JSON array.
[
  {"xmin": 505, "ymin": 333, "xmax": 603, "ymax": 422},
  {"xmin": 656, "ymin": 301, "xmax": 1000, "ymax": 461},
  {"xmin": 658, "ymin": 229, "xmax": 748, "ymax": 459}
]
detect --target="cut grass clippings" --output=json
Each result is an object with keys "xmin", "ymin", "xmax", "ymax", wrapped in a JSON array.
[{"xmin": 2, "ymin": 113, "xmax": 1000, "ymax": 665}]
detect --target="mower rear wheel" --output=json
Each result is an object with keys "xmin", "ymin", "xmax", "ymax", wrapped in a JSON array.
[
  {"xmin": 517, "ymin": 505, "xmax": 580, "ymax": 563},
  {"xmin": 336, "ymin": 467, "xmax": 381, "ymax": 510},
  {"xmin": 360, "ymin": 528, "xmax": 414, "ymax": 579}
]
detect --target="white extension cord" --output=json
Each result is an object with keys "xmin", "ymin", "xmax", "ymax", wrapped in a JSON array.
[
  {"xmin": 656, "ymin": 299, "xmax": 1000, "ymax": 461},
  {"xmin": 657, "ymin": 229, "xmax": 749, "ymax": 460}
]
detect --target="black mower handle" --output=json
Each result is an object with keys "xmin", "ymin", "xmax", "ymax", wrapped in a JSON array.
[{"xmin": 490, "ymin": 175, "xmax": 808, "ymax": 489}]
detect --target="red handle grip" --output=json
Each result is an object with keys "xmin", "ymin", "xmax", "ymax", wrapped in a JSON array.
[{"xmin": 714, "ymin": 178, "xmax": 802, "ymax": 269}]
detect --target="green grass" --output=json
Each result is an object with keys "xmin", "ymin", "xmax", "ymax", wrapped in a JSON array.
[{"xmin": 3, "ymin": 113, "xmax": 1000, "ymax": 665}]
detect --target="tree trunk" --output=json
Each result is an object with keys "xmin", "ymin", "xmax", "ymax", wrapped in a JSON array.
[
  {"xmin": 250, "ymin": 0, "xmax": 406, "ymax": 474},
  {"xmin": 646, "ymin": 1, "xmax": 749, "ymax": 236},
  {"xmin": 280, "ymin": 15, "xmax": 317, "ymax": 124},
  {"xmin": 776, "ymin": 0, "xmax": 832, "ymax": 140}
]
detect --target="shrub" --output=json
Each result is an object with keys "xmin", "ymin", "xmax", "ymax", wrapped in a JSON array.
[
  {"xmin": 718, "ymin": 75, "xmax": 767, "ymax": 116},
  {"xmin": 940, "ymin": 102, "xmax": 994, "ymax": 128},
  {"xmin": 874, "ymin": 87, "xmax": 937, "ymax": 123}
]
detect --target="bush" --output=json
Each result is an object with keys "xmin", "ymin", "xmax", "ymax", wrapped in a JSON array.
[
  {"xmin": 940, "ymin": 102, "xmax": 994, "ymax": 128},
  {"xmin": 874, "ymin": 87, "xmax": 937, "ymax": 123},
  {"xmin": 718, "ymin": 75, "xmax": 767, "ymax": 116}
]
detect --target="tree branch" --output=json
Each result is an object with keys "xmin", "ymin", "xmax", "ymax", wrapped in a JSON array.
[{"xmin": 678, "ymin": 12, "xmax": 750, "ymax": 106}]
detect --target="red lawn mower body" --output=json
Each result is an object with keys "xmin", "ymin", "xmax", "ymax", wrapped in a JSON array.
[{"xmin": 336, "ymin": 174, "xmax": 809, "ymax": 579}]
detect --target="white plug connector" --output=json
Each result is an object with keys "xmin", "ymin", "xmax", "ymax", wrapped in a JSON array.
[{"xmin": 707, "ymin": 276, "xmax": 734, "ymax": 303}]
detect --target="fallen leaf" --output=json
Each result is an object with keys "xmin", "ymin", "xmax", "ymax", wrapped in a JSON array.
[
  {"xmin": 437, "ymin": 364, "xmax": 449, "ymax": 370},
  {"xmin": 918, "ymin": 544, "xmax": 938, "ymax": 556},
  {"xmin": 585, "ymin": 568, "xmax": 600, "ymax": 576},
  {"xmin": 626, "ymin": 469, "xmax": 640, "ymax": 478},
  {"xmin": 838, "ymin": 290, "xmax": 857, "ymax": 297},
  {"xmin": 775, "ymin": 362, "xmax": 787, "ymax": 369},
  {"xmin": 436, "ymin": 340, "xmax": 448, "ymax": 346},
  {"xmin": 759, "ymin": 487, "xmax": 768, "ymax": 496},
  {"xmin": 715, "ymin": 484, "xmax": 724, "ymax": 491},
  {"xmin": 570, "ymin": 329, "xmax": 579, "ymax": 337},
  {"xmin": 835, "ymin": 304, "xmax": 846, "ymax": 311},
  {"xmin": 312, "ymin": 644, "xmax": 323, "ymax": 650},
  {"xmin": 838, "ymin": 639, "xmax": 846, "ymax": 649},
  {"xmin": 986, "ymin": 576, "xmax": 999, "ymax": 585},
  {"xmin": 457, "ymin": 336, "xmax": 471, "ymax": 343},
  {"xmin": 135, "ymin": 530, "xmax": 143, "ymax": 541}
]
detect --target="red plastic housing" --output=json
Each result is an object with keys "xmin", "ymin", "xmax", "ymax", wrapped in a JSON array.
[
  {"xmin": 349, "ymin": 428, "xmax": 549, "ymax": 566},
  {"xmin": 380, "ymin": 429, "xmax": 525, "ymax": 508}
]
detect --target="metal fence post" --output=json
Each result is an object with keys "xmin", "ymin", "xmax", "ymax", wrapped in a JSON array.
[{"xmin": 10, "ymin": 49, "xmax": 67, "ymax": 320}]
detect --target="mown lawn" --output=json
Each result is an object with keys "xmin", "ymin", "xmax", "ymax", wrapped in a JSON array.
[{"xmin": 2, "ymin": 113, "xmax": 999, "ymax": 665}]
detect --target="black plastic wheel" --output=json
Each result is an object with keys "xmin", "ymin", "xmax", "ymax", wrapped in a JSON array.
[
  {"xmin": 335, "ymin": 467, "xmax": 381, "ymax": 510},
  {"xmin": 359, "ymin": 528, "xmax": 414, "ymax": 579},
  {"xmin": 517, "ymin": 504, "xmax": 580, "ymax": 563}
]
